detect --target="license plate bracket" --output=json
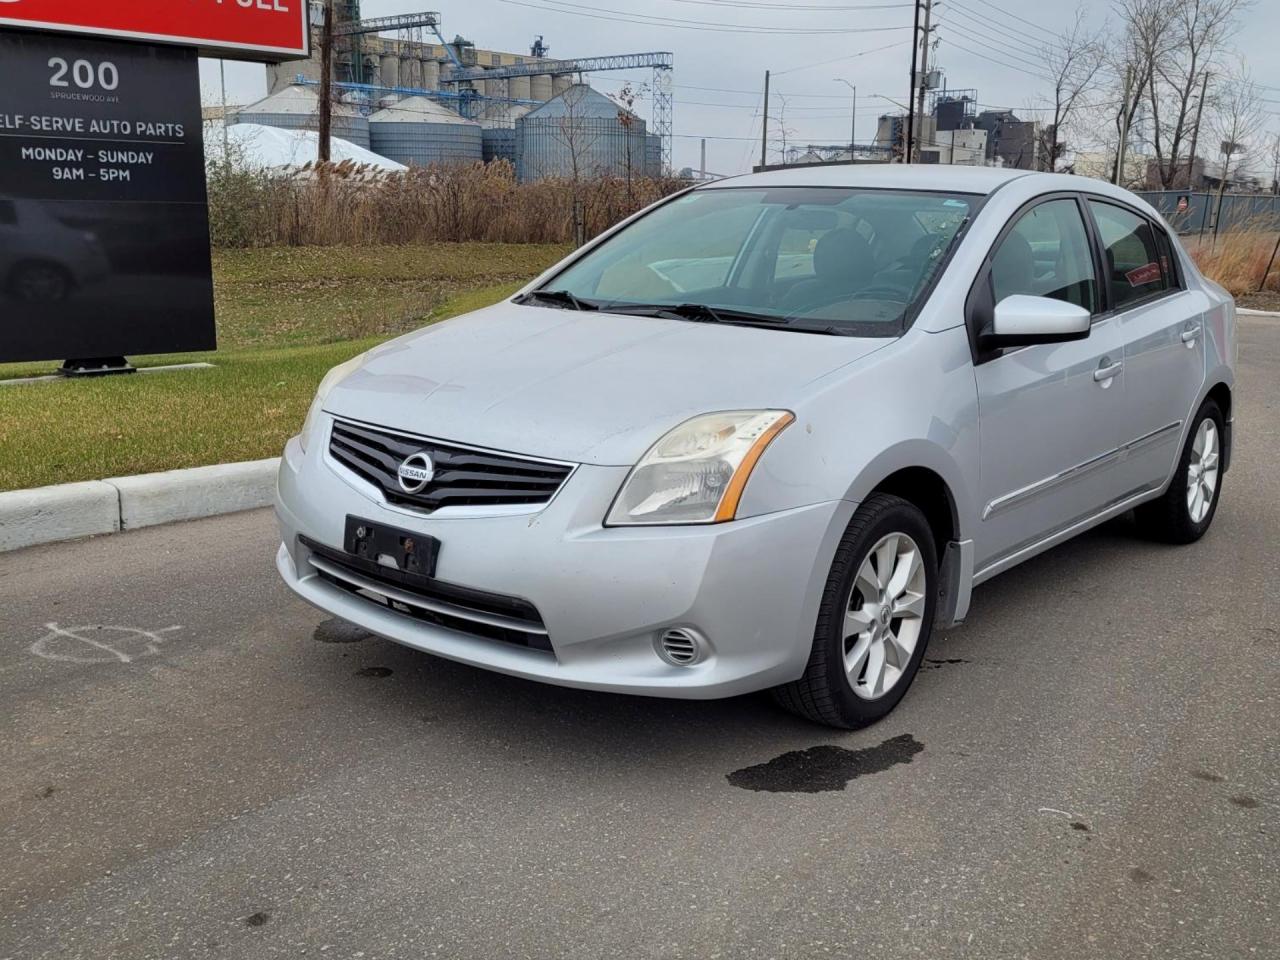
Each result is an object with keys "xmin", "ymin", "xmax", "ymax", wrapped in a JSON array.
[{"xmin": 344, "ymin": 516, "xmax": 440, "ymax": 579}]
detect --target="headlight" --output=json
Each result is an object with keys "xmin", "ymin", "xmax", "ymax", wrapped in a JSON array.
[
  {"xmin": 299, "ymin": 353, "xmax": 366, "ymax": 453},
  {"xmin": 606, "ymin": 410, "xmax": 794, "ymax": 526}
]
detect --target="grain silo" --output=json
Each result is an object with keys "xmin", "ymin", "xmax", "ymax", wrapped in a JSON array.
[
  {"xmin": 645, "ymin": 133, "xmax": 663, "ymax": 176},
  {"xmin": 236, "ymin": 84, "xmax": 371, "ymax": 149},
  {"xmin": 516, "ymin": 84, "xmax": 649, "ymax": 182},
  {"xmin": 476, "ymin": 101, "xmax": 532, "ymax": 165},
  {"xmin": 368, "ymin": 97, "xmax": 483, "ymax": 166}
]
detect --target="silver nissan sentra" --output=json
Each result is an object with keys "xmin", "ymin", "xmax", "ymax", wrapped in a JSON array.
[{"xmin": 275, "ymin": 165, "xmax": 1235, "ymax": 728}]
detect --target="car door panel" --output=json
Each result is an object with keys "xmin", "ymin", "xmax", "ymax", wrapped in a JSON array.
[
  {"xmin": 1113, "ymin": 291, "xmax": 1206, "ymax": 491},
  {"xmin": 973, "ymin": 321, "xmax": 1128, "ymax": 571},
  {"xmin": 1082, "ymin": 201, "xmax": 1209, "ymax": 496},
  {"xmin": 970, "ymin": 194, "xmax": 1131, "ymax": 573}
]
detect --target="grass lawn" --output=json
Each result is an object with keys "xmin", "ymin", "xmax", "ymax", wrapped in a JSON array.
[{"xmin": 0, "ymin": 243, "xmax": 569, "ymax": 492}]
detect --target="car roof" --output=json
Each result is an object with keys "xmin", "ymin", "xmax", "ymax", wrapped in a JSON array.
[{"xmin": 701, "ymin": 163, "xmax": 1034, "ymax": 195}]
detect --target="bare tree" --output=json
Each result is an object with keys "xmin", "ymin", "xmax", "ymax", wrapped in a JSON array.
[
  {"xmin": 609, "ymin": 82, "xmax": 647, "ymax": 197},
  {"xmin": 1108, "ymin": 0, "xmax": 1176, "ymax": 184},
  {"xmin": 771, "ymin": 94, "xmax": 798, "ymax": 165},
  {"xmin": 1268, "ymin": 129, "xmax": 1280, "ymax": 195},
  {"xmin": 1034, "ymin": 11, "xmax": 1105, "ymax": 172},
  {"xmin": 545, "ymin": 85, "xmax": 602, "ymax": 183},
  {"xmin": 1208, "ymin": 64, "xmax": 1263, "ymax": 237},
  {"xmin": 1149, "ymin": 0, "xmax": 1251, "ymax": 189}
]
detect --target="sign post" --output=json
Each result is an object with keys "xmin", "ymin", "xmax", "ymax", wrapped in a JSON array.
[{"xmin": 0, "ymin": 1, "xmax": 309, "ymax": 372}]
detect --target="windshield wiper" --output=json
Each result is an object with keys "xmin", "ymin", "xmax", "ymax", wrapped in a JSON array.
[
  {"xmin": 611, "ymin": 302, "xmax": 784, "ymax": 325},
  {"xmin": 515, "ymin": 289, "xmax": 600, "ymax": 311},
  {"xmin": 611, "ymin": 302, "xmax": 847, "ymax": 335}
]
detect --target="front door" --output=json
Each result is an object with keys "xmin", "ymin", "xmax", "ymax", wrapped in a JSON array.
[{"xmin": 971, "ymin": 196, "xmax": 1129, "ymax": 573}]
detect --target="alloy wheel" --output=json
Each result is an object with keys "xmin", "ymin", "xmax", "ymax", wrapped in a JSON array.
[
  {"xmin": 1186, "ymin": 418, "xmax": 1220, "ymax": 525},
  {"xmin": 843, "ymin": 532, "xmax": 927, "ymax": 700}
]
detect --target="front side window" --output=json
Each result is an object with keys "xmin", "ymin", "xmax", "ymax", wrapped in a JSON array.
[
  {"xmin": 1088, "ymin": 200, "xmax": 1170, "ymax": 309},
  {"xmin": 990, "ymin": 198, "xmax": 1098, "ymax": 313},
  {"xmin": 539, "ymin": 187, "xmax": 979, "ymax": 336}
]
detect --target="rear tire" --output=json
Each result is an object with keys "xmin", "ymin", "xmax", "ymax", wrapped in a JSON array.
[
  {"xmin": 773, "ymin": 494, "xmax": 938, "ymax": 729},
  {"xmin": 1135, "ymin": 399, "xmax": 1223, "ymax": 544}
]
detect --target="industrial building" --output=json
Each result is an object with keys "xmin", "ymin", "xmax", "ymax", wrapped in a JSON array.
[
  {"xmin": 878, "ymin": 89, "xmax": 1043, "ymax": 169},
  {"xmin": 230, "ymin": 2, "xmax": 673, "ymax": 181}
]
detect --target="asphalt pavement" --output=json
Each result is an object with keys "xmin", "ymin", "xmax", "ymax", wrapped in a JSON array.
[{"xmin": 2, "ymin": 317, "xmax": 1277, "ymax": 960}]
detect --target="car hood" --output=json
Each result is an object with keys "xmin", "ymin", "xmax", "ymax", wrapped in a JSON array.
[{"xmin": 323, "ymin": 302, "xmax": 892, "ymax": 465}]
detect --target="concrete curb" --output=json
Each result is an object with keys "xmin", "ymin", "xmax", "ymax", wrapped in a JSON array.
[
  {"xmin": 0, "ymin": 458, "xmax": 279, "ymax": 553},
  {"xmin": 1238, "ymin": 307, "xmax": 1280, "ymax": 318},
  {"xmin": 0, "ymin": 481, "xmax": 121, "ymax": 553}
]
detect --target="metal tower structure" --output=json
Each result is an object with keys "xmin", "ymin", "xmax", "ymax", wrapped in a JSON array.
[
  {"xmin": 310, "ymin": 2, "xmax": 676, "ymax": 170},
  {"xmin": 444, "ymin": 53, "xmax": 674, "ymax": 169}
]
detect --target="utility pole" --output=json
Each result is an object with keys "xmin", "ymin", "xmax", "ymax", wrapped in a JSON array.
[
  {"xmin": 760, "ymin": 69, "xmax": 770, "ymax": 170},
  {"xmin": 318, "ymin": 0, "xmax": 334, "ymax": 163},
  {"xmin": 835, "ymin": 79, "xmax": 857, "ymax": 161},
  {"xmin": 219, "ymin": 59, "xmax": 230, "ymax": 164},
  {"xmin": 905, "ymin": 0, "xmax": 922, "ymax": 164},
  {"xmin": 1113, "ymin": 65, "xmax": 1133, "ymax": 185},
  {"xmin": 913, "ymin": 0, "xmax": 933, "ymax": 162},
  {"xmin": 700, "ymin": 138, "xmax": 707, "ymax": 180},
  {"xmin": 1185, "ymin": 71, "xmax": 1210, "ymax": 190}
]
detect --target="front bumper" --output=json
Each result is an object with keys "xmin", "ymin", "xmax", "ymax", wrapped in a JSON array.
[{"xmin": 274, "ymin": 424, "xmax": 849, "ymax": 699}]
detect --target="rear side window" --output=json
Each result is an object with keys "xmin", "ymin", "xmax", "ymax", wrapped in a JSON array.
[
  {"xmin": 990, "ymin": 198, "xmax": 1098, "ymax": 313},
  {"xmin": 1088, "ymin": 200, "xmax": 1170, "ymax": 309}
]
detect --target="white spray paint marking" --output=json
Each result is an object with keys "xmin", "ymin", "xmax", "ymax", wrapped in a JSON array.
[{"xmin": 30, "ymin": 623, "xmax": 182, "ymax": 664}]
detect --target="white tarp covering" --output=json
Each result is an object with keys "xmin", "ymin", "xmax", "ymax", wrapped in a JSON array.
[{"xmin": 207, "ymin": 123, "xmax": 407, "ymax": 173}]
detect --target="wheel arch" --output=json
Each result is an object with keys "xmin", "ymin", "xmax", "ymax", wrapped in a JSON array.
[
  {"xmin": 843, "ymin": 444, "xmax": 975, "ymax": 629},
  {"xmin": 842, "ymin": 440, "xmax": 973, "ymax": 546},
  {"xmin": 1203, "ymin": 380, "xmax": 1233, "ymax": 472}
]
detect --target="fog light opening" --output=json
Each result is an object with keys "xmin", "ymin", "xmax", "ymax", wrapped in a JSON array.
[{"xmin": 656, "ymin": 627, "xmax": 706, "ymax": 667}]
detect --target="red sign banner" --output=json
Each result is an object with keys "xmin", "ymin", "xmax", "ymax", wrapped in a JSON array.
[{"xmin": 0, "ymin": 0, "xmax": 310, "ymax": 62}]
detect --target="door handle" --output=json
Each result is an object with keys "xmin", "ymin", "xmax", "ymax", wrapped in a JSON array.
[
  {"xmin": 1094, "ymin": 358, "xmax": 1123, "ymax": 383},
  {"xmin": 1181, "ymin": 323, "xmax": 1202, "ymax": 344}
]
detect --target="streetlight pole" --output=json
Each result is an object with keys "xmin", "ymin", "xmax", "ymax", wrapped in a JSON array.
[{"xmin": 835, "ymin": 79, "xmax": 857, "ymax": 161}]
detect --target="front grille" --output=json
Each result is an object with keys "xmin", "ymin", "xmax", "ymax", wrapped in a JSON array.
[
  {"xmin": 329, "ymin": 419, "xmax": 573, "ymax": 513},
  {"xmin": 301, "ymin": 536, "xmax": 552, "ymax": 652}
]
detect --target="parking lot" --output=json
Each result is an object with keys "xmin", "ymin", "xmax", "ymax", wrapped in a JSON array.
[{"xmin": 2, "ymin": 315, "xmax": 1276, "ymax": 960}]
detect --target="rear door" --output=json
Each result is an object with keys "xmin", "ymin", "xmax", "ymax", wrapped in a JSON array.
[
  {"xmin": 1085, "ymin": 199, "xmax": 1206, "ymax": 494},
  {"xmin": 971, "ymin": 195, "xmax": 1128, "ymax": 574}
]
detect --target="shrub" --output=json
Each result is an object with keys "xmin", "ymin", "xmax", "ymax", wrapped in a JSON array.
[{"xmin": 205, "ymin": 158, "xmax": 687, "ymax": 248}]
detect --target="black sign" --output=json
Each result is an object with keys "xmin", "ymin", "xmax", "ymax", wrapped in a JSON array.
[{"xmin": 0, "ymin": 30, "xmax": 215, "ymax": 363}]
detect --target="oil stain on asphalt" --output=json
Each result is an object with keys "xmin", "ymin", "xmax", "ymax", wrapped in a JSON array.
[
  {"xmin": 313, "ymin": 618, "xmax": 370, "ymax": 644},
  {"xmin": 726, "ymin": 734, "xmax": 924, "ymax": 793},
  {"xmin": 355, "ymin": 666, "xmax": 393, "ymax": 678}
]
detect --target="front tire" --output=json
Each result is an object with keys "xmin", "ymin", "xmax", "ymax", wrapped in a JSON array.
[
  {"xmin": 773, "ymin": 494, "xmax": 938, "ymax": 729},
  {"xmin": 1135, "ymin": 398, "xmax": 1224, "ymax": 544}
]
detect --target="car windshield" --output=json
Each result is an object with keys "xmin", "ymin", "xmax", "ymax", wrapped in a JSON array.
[{"xmin": 531, "ymin": 186, "xmax": 978, "ymax": 336}]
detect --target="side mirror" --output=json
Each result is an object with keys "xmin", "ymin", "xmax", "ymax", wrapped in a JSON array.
[{"xmin": 982, "ymin": 294, "xmax": 1091, "ymax": 349}]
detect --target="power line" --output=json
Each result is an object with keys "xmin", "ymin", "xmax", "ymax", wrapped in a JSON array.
[
  {"xmin": 772, "ymin": 38, "xmax": 912, "ymax": 74},
  {"xmin": 959, "ymin": 0, "xmax": 1060, "ymax": 42},
  {"xmin": 935, "ymin": 18, "xmax": 1058, "ymax": 75},
  {"xmin": 659, "ymin": 0, "xmax": 910, "ymax": 8},
  {"xmin": 944, "ymin": 2, "xmax": 1059, "ymax": 54},
  {"xmin": 493, "ymin": 0, "xmax": 912, "ymax": 34}
]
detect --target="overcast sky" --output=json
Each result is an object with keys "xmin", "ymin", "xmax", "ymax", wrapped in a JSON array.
[{"xmin": 199, "ymin": 0, "xmax": 1280, "ymax": 176}]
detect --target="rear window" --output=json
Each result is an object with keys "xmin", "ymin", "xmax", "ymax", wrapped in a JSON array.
[{"xmin": 1088, "ymin": 200, "xmax": 1171, "ymax": 309}]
